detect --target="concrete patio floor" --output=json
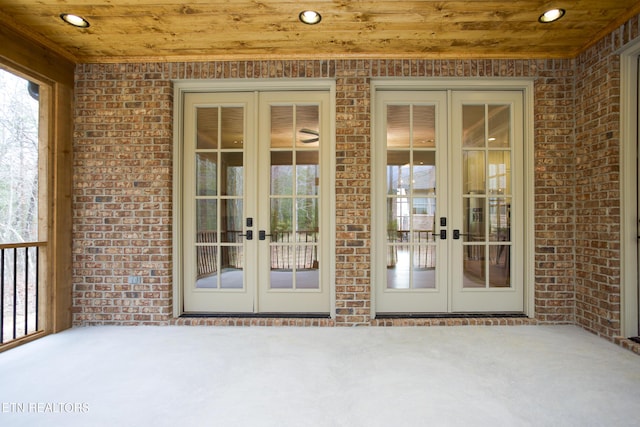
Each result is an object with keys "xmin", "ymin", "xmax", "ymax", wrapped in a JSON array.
[{"xmin": 0, "ymin": 325, "xmax": 639, "ymax": 427}]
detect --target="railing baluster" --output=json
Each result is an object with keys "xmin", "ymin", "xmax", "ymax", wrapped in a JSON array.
[
  {"xmin": 12, "ymin": 247, "xmax": 17, "ymax": 340},
  {"xmin": 1, "ymin": 248, "xmax": 4, "ymax": 344},
  {"xmin": 35, "ymin": 246, "xmax": 39, "ymax": 331},
  {"xmin": 0, "ymin": 242, "xmax": 45, "ymax": 346},
  {"xmin": 24, "ymin": 247, "xmax": 29, "ymax": 336}
]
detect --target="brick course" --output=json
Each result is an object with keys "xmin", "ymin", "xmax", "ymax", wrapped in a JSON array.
[
  {"xmin": 72, "ymin": 13, "xmax": 640, "ymax": 335},
  {"xmin": 73, "ymin": 58, "xmax": 576, "ymax": 327}
]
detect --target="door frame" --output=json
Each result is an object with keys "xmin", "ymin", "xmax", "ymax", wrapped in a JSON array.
[
  {"xmin": 620, "ymin": 39, "xmax": 640, "ymax": 338},
  {"xmin": 172, "ymin": 79, "xmax": 336, "ymax": 318},
  {"xmin": 370, "ymin": 79, "xmax": 535, "ymax": 318}
]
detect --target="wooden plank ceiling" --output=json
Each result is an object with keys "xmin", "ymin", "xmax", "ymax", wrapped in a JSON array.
[{"xmin": 0, "ymin": 1, "xmax": 639, "ymax": 63}]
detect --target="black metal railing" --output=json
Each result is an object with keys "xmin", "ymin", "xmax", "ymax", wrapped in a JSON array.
[
  {"xmin": 196, "ymin": 230, "xmax": 319, "ymax": 279},
  {"xmin": 1, "ymin": 242, "xmax": 44, "ymax": 345},
  {"xmin": 387, "ymin": 230, "xmax": 436, "ymax": 269}
]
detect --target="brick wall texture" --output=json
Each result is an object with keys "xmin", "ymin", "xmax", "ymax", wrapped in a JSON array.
[{"xmin": 73, "ymin": 14, "xmax": 640, "ymax": 339}]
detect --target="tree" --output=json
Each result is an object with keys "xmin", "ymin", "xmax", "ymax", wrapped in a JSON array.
[{"xmin": 0, "ymin": 69, "xmax": 39, "ymax": 244}]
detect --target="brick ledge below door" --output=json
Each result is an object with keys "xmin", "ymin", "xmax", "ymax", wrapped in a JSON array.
[{"xmin": 169, "ymin": 316, "xmax": 539, "ymax": 327}]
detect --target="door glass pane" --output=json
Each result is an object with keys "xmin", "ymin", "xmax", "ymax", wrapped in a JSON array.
[
  {"xmin": 196, "ymin": 153, "xmax": 217, "ymax": 196},
  {"xmin": 271, "ymin": 152, "xmax": 293, "ymax": 195},
  {"xmin": 297, "ymin": 198, "xmax": 318, "ymax": 235},
  {"xmin": 196, "ymin": 199, "xmax": 217, "ymax": 234},
  {"xmin": 462, "ymin": 105, "xmax": 485, "ymax": 147},
  {"xmin": 488, "ymin": 105, "xmax": 510, "ymax": 148},
  {"xmin": 387, "ymin": 246, "xmax": 410, "ymax": 289},
  {"xmin": 489, "ymin": 245, "xmax": 510, "ymax": 288},
  {"xmin": 413, "ymin": 245, "xmax": 436, "ymax": 289},
  {"xmin": 271, "ymin": 198, "xmax": 292, "ymax": 234},
  {"xmin": 387, "ymin": 105, "xmax": 411, "ymax": 148},
  {"xmin": 387, "ymin": 152, "xmax": 410, "ymax": 194},
  {"xmin": 463, "ymin": 198, "xmax": 486, "ymax": 241},
  {"xmin": 220, "ymin": 199, "xmax": 242, "ymax": 243},
  {"xmin": 271, "ymin": 268, "xmax": 293, "ymax": 289},
  {"xmin": 386, "ymin": 101, "xmax": 440, "ymax": 292},
  {"xmin": 489, "ymin": 197, "xmax": 511, "ymax": 242},
  {"xmin": 296, "ymin": 105, "xmax": 319, "ymax": 148},
  {"xmin": 461, "ymin": 101, "xmax": 513, "ymax": 292},
  {"xmin": 196, "ymin": 245, "xmax": 217, "ymax": 288},
  {"xmin": 296, "ymin": 246, "xmax": 319, "ymax": 289},
  {"xmin": 269, "ymin": 102, "xmax": 322, "ymax": 293},
  {"xmin": 220, "ymin": 107, "xmax": 244, "ymax": 149},
  {"xmin": 271, "ymin": 106, "xmax": 293, "ymax": 148},
  {"xmin": 221, "ymin": 152, "xmax": 243, "ymax": 196},
  {"xmin": 412, "ymin": 198, "xmax": 434, "ymax": 236},
  {"xmin": 463, "ymin": 246, "xmax": 485, "ymax": 288},
  {"xmin": 197, "ymin": 107, "xmax": 218, "ymax": 149},
  {"xmin": 296, "ymin": 151, "xmax": 319, "ymax": 195},
  {"xmin": 463, "ymin": 151, "xmax": 485, "ymax": 194},
  {"xmin": 413, "ymin": 151, "xmax": 436, "ymax": 191},
  {"xmin": 270, "ymin": 198, "xmax": 294, "ymax": 289},
  {"xmin": 193, "ymin": 103, "xmax": 246, "ymax": 294},
  {"xmin": 220, "ymin": 246, "xmax": 243, "ymax": 289},
  {"xmin": 488, "ymin": 151, "xmax": 511, "ymax": 195},
  {"xmin": 413, "ymin": 105, "xmax": 436, "ymax": 147},
  {"xmin": 297, "ymin": 268, "xmax": 319, "ymax": 289}
]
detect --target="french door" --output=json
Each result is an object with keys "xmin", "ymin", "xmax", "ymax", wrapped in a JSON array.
[
  {"xmin": 182, "ymin": 91, "xmax": 331, "ymax": 314},
  {"xmin": 375, "ymin": 90, "xmax": 524, "ymax": 313}
]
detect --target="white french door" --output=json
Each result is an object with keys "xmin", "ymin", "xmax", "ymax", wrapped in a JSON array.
[
  {"xmin": 375, "ymin": 89, "xmax": 524, "ymax": 313},
  {"xmin": 182, "ymin": 91, "xmax": 331, "ymax": 314}
]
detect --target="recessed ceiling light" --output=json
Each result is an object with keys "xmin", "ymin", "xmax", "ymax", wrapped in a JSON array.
[
  {"xmin": 299, "ymin": 10, "xmax": 321, "ymax": 25},
  {"xmin": 60, "ymin": 13, "xmax": 90, "ymax": 28},
  {"xmin": 538, "ymin": 8, "xmax": 565, "ymax": 23}
]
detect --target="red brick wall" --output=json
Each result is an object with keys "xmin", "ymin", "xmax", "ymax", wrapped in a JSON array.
[
  {"xmin": 73, "ymin": 58, "xmax": 582, "ymax": 326},
  {"xmin": 574, "ymin": 15, "xmax": 640, "ymax": 339}
]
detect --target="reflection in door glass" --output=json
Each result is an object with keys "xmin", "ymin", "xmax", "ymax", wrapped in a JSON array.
[
  {"xmin": 488, "ymin": 105, "xmax": 511, "ymax": 148},
  {"xmin": 271, "ymin": 152, "xmax": 293, "ymax": 195},
  {"xmin": 269, "ymin": 102, "xmax": 321, "ymax": 291},
  {"xmin": 220, "ymin": 152, "xmax": 243, "ymax": 196},
  {"xmin": 461, "ymin": 103, "xmax": 512, "ymax": 289},
  {"xmin": 462, "ymin": 105, "xmax": 485, "ymax": 148},
  {"xmin": 219, "ymin": 199, "xmax": 242, "ymax": 243},
  {"xmin": 489, "ymin": 245, "xmax": 510, "ymax": 288},
  {"xmin": 296, "ymin": 151, "xmax": 319, "ymax": 196},
  {"xmin": 296, "ymin": 105, "xmax": 320, "ymax": 148},
  {"xmin": 197, "ymin": 108, "xmax": 218, "ymax": 149},
  {"xmin": 413, "ymin": 246, "xmax": 436, "ymax": 289},
  {"xmin": 271, "ymin": 106, "xmax": 293, "ymax": 148},
  {"xmin": 413, "ymin": 105, "xmax": 436, "ymax": 148},
  {"xmin": 463, "ymin": 246, "xmax": 485, "ymax": 287},
  {"xmin": 220, "ymin": 107, "xmax": 244, "ymax": 149},
  {"xmin": 385, "ymin": 103, "xmax": 437, "ymax": 291},
  {"xmin": 196, "ymin": 153, "xmax": 217, "ymax": 196},
  {"xmin": 194, "ymin": 105, "xmax": 245, "ymax": 291}
]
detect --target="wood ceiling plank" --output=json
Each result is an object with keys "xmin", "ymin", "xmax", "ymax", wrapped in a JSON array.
[{"xmin": 0, "ymin": 0, "xmax": 636, "ymax": 62}]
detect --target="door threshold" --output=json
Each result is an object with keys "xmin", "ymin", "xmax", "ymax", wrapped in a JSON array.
[
  {"xmin": 375, "ymin": 312, "xmax": 527, "ymax": 319},
  {"xmin": 181, "ymin": 312, "xmax": 331, "ymax": 319}
]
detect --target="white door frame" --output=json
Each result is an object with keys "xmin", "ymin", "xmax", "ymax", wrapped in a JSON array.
[
  {"xmin": 172, "ymin": 79, "xmax": 336, "ymax": 318},
  {"xmin": 620, "ymin": 39, "xmax": 640, "ymax": 338},
  {"xmin": 370, "ymin": 79, "xmax": 535, "ymax": 318}
]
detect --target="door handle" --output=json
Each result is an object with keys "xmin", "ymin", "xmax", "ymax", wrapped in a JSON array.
[
  {"xmin": 429, "ymin": 230, "xmax": 447, "ymax": 240},
  {"xmin": 259, "ymin": 230, "xmax": 272, "ymax": 241},
  {"xmin": 453, "ymin": 230, "xmax": 471, "ymax": 240},
  {"xmin": 240, "ymin": 230, "xmax": 253, "ymax": 240}
]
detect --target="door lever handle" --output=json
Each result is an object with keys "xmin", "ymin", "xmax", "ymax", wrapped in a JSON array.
[
  {"xmin": 453, "ymin": 230, "xmax": 471, "ymax": 240},
  {"xmin": 430, "ymin": 230, "xmax": 446, "ymax": 240},
  {"xmin": 259, "ymin": 230, "xmax": 272, "ymax": 241},
  {"xmin": 240, "ymin": 230, "xmax": 253, "ymax": 240}
]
